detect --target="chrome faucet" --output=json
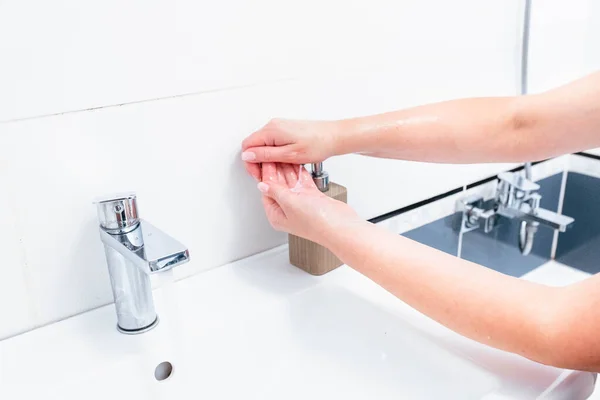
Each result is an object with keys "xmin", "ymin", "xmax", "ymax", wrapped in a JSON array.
[
  {"xmin": 457, "ymin": 171, "xmax": 574, "ymax": 253},
  {"xmin": 95, "ymin": 194, "xmax": 190, "ymax": 334},
  {"xmin": 495, "ymin": 172, "xmax": 573, "ymax": 232}
]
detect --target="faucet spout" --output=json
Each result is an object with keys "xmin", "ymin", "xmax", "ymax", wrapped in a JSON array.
[
  {"xmin": 98, "ymin": 220, "xmax": 190, "ymax": 274},
  {"xmin": 95, "ymin": 193, "xmax": 190, "ymax": 334},
  {"xmin": 499, "ymin": 206, "xmax": 574, "ymax": 232},
  {"xmin": 457, "ymin": 171, "xmax": 575, "ymax": 256}
]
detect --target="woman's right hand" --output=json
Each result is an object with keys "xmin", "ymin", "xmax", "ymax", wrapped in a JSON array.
[
  {"xmin": 241, "ymin": 118, "xmax": 341, "ymax": 181},
  {"xmin": 257, "ymin": 162, "xmax": 362, "ymax": 245}
]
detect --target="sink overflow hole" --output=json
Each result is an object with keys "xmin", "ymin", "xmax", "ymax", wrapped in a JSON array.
[{"xmin": 154, "ymin": 361, "xmax": 173, "ymax": 381}]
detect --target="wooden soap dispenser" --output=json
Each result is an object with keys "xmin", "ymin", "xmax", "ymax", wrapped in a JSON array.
[{"xmin": 288, "ymin": 162, "xmax": 347, "ymax": 275}]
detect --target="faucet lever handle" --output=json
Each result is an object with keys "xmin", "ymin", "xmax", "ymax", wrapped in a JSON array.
[{"xmin": 456, "ymin": 195, "xmax": 497, "ymax": 233}]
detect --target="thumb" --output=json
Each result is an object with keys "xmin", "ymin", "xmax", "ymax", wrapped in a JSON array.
[
  {"xmin": 257, "ymin": 182, "xmax": 290, "ymax": 205},
  {"xmin": 242, "ymin": 146, "xmax": 296, "ymax": 163}
]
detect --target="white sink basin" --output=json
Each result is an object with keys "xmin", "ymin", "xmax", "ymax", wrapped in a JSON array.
[{"xmin": 0, "ymin": 249, "xmax": 595, "ymax": 399}]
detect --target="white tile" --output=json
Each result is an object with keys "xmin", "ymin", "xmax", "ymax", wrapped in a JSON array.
[
  {"xmin": 528, "ymin": 0, "xmax": 597, "ymax": 93},
  {"xmin": 588, "ymin": 384, "xmax": 600, "ymax": 400},
  {"xmin": 582, "ymin": 148, "xmax": 600, "ymax": 157},
  {"xmin": 521, "ymin": 261, "xmax": 591, "ymax": 286},
  {"xmin": 0, "ymin": 162, "xmax": 36, "ymax": 339},
  {"xmin": 568, "ymin": 154, "xmax": 600, "ymax": 180},
  {"xmin": 463, "ymin": 179, "xmax": 499, "ymax": 201},
  {"xmin": 377, "ymin": 188, "xmax": 465, "ymax": 235},
  {"xmin": 531, "ymin": 156, "xmax": 570, "ymax": 182},
  {"xmin": 0, "ymin": 0, "xmax": 521, "ymax": 121}
]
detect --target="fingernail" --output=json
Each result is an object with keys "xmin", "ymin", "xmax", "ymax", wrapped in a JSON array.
[
  {"xmin": 257, "ymin": 182, "xmax": 269, "ymax": 193},
  {"xmin": 242, "ymin": 151, "xmax": 256, "ymax": 161}
]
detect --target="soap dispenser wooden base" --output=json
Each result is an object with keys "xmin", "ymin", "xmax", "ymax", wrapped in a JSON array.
[{"xmin": 288, "ymin": 182, "xmax": 347, "ymax": 276}]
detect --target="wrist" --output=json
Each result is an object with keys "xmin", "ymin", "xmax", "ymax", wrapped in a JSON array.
[
  {"xmin": 329, "ymin": 119, "xmax": 364, "ymax": 156},
  {"xmin": 318, "ymin": 218, "xmax": 371, "ymax": 257}
]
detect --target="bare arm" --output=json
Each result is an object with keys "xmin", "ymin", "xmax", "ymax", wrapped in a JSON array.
[
  {"xmin": 324, "ymin": 220, "xmax": 600, "ymax": 372},
  {"xmin": 241, "ymin": 72, "xmax": 600, "ymax": 177},
  {"xmin": 252, "ymin": 162, "xmax": 600, "ymax": 371},
  {"xmin": 335, "ymin": 71, "xmax": 600, "ymax": 163}
]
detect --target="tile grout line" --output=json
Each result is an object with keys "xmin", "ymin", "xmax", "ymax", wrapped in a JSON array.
[
  {"xmin": 551, "ymin": 167, "xmax": 569, "ymax": 260},
  {"xmin": 456, "ymin": 185, "xmax": 467, "ymax": 259},
  {"xmin": 0, "ymin": 76, "xmax": 298, "ymax": 125}
]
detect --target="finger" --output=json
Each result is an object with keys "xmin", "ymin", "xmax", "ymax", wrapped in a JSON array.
[
  {"xmin": 257, "ymin": 181, "xmax": 289, "ymax": 205},
  {"xmin": 241, "ymin": 145, "xmax": 298, "ymax": 164},
  {"xmin": 299, "ymin": 164, "xmax": 318, "ymax": 189},
  {"xmin": 261, "ymin": 196, "xmax": 286, "ymax": 230},
  {"xmin": 244, "ymin": 162, "xmax": 261, "ymax": 182},
  {"xmin": 261, "ymin": 162, "xmax": 278, "ymax": 184},
  {"xmin": 276, "ymin": 164, "xmax": 286, "ymax": 185},
  {"xmin": 261, "ymin": 194, "xmax": 278, "ymax": 215},
  {"xmin": 281, "ymin": 163, "xmax": 298, "ymax": 188},
  {"xmin": 241, "ymin": 128, "xmax": 268, "ymax": 151}
]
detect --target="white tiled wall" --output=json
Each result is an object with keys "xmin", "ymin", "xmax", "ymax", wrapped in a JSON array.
[
  {"xmin": 528, "ymin": 0, "xmax": 600, "ymax": 157},
  {"xmin": 1, "ymin": 0, "xmax": 526, "ymax": 338},
  {"xmin": 0, "ymin": 165, "xmax": 36, "ymax": 339},
  {"xmin": 528, "ymin": 0, "xmax": 599, "ymax": 93},
  {"xmin": 0, "ymin": 0, "xmax": 522, "ymax": 123}
]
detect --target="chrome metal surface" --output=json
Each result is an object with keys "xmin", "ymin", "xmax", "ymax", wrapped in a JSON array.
[
  {"xmin": 95, "ymin": 193, "xmax": 190, "ymax": 334},
  {"xmin": 95, "ymin": 193, "xmax": 139, "ymax": 234},
  {"xmin": 456, "ymin": 195, "xmax": 496, "ymax": 234},
  {"xmin": 311, "ymin": 162, "xmax": 330, "ymax": 192},
  {"xmin": 524, "ymin": 163, "xmax": 533, "ymax": 180},
  {"xmin": 496, "ymin": 173, "xmax": 573, "ymax": 232},
  {"xmin": 520, "ymin": 0, "xmax": 532, "ymax": 96},
  {"xmin": 311, "ymin": 162, "xmax": 324, "ymax": 177},
  {"xmin": 519, "ymin": 220, "xmax": 538, "ymax": 255},
  {"xmin": 498, "ymin": 172, "xmax": 540, "ymax": 193},
  {"xmin": 457, "ymin": 171, "xmax": 574, "ymax": 253},
  {"xmin": 98, "ymin": 220, "xmax": 190, "ymax": 274},
  {"xmin": 118, "ymin": 317, "xmax": 159, "ymax": 335},
  {"xmin": 520, "ymin": 0, "xmax": 537, "ymax": 253},
  {"xmin": 519, "ymin": 0, "xmax": 539, "ymax": 256},
  {"xmin": 498, "ymin": 205, "xmax": 574, "ymax": 233}
]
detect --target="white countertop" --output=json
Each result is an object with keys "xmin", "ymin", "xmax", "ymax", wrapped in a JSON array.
[{"xmin": 0, "ymin": 248, "xmax": 595, "ymax": 399}]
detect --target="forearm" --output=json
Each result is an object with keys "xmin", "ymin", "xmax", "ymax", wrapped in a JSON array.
[
  {"xmin": 334, "ymin": 97, "xmax": 526, "ymax": 163},
  {"xmin": 324, "ymin": 221, "xmax": 562, "ymax": 365},
  {"xmin": 332, "ymin": 72, "xmax": 600, "ymax": 163}
]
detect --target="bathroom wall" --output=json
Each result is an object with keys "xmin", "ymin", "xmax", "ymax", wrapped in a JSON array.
[
  {"xmin": 528, "ymin": 0, "xmax": 599, "ymax": 94},
  {"xmin": 0, "ymin": 1, "xmax": 526, "ymax": 339}
]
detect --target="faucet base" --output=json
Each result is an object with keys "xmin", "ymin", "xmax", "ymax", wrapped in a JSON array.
[{"xmin": 116, "ymin": 316, "xmax": 159, "ymax": 335}]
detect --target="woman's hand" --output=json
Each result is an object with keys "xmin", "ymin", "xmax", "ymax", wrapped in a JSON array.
[
  {"xmin": 242, "ymin": 119, "xmax": 341, "ymax": 181},
  {"xmin": 257, "ymin": 162, "xmax": 361, "ymax": 245}
]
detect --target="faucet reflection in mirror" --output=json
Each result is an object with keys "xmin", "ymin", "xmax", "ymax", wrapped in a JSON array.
[{"xmin": 94, "ymin": 193, "xmax": 190, "ymax": 334}]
